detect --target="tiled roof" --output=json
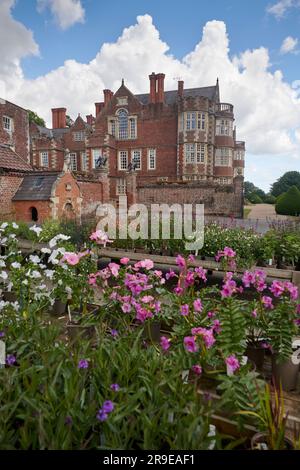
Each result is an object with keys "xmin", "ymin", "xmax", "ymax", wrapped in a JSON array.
[
  {"xmin": 135, "ymin": 86, "xmax": 217, "ymax": 105},
  {"xmin": 12, "ymin": 172, "xmax": 60, "ymax": 200},
  {"xmin": 0, "ymin": 144, "xmax": 32, "ymax": 172}
]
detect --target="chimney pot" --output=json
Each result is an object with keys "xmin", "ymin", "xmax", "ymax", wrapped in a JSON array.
[
  {"xmin": 51, "ymin": 107, "xmax": 66, "ymax": 129},
  {"xmin": 178, "ymin": 80, "xmax": 184, "ymax": 98}
]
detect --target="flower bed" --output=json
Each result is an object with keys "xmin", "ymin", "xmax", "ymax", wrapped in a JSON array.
[{"xmin": 0, "ymin": 222, "xmax": 300, "ymax": 450}]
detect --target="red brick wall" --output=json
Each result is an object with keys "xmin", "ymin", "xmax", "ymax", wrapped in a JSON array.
[
  {"xmin": 53, "ymin": 172, "xmax": 81, "ymax": 220},
  {"xmin": 0, "ymin": 174, "xmax": 23, "ymax": 219},
  {"xmin": 77, "ymin": 180, "xmax": 103, "ymax": 218},
  {"xmin": 137, "ymin": 177, "xmax": 243, "ymax": 217},
  {"xmin": 13, "ymin": 200, "xmax": 51, "ymax": 223},
  {"xmin": 0, "ymin": 100, "xmax": 29, "ymax": 162}
]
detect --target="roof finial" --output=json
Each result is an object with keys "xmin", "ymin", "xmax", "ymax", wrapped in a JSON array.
[
  {"xmin": 121, "ymin": 78, "xmax": 124, "ymax": 86},
  {"xmin": 216, "ymin": 77, "xmax": 219, "ymax": 85}
]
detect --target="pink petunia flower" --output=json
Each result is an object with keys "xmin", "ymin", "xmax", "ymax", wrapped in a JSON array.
[
  {"xmin": 160, "ymin": 336, "xmax": 171, "ymax": 351},
  {"xmin": 184, "ymin": 336, "xmax": 199, "ymax": 353},
  {"xmin": 180, "ymin": 304, "xmax": 189, "ymax": 316},
  {"xmin": 193, "ymin": 298, "xmax": 203, "ymax": 312},
  {"xmin": 225, "ymin": 355, "xmax": 240, "ymax": 373}
]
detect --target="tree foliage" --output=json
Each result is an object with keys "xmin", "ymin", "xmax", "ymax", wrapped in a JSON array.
[
  {"xmin": 271, "ymin": 171, "xmax": 300, "ymax": 197},
  {"xmin": 27, "ymin": 110, "xmax": 45, "ymax": 127},
  {"xmin": 275, "ymin": 185, "xmax": 300, "ymax": 216}
]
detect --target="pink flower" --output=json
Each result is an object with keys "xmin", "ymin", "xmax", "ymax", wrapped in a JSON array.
[
  {"xmin": 180, "ymin": 304, "xmax": 189, "ymax": 316},
  {"xmin": 136, "ymin": 307, "xmax": 153, "ymax": 323},
  {"xmin": 188, "ymin": 254, "xmax": 195, "ymax": 263},
  {"xmin": 121, "ymin": 303, "xmax": 132, "ymax": 313},
  {"xmin": 191, "ymin": 327, "xmax": 215, "ymax": 348},
  {"xmin": 193, "ymin": 299, "xmax": 203, "ymax": 312},
  {"xmin": 285, "ymin": 281, "xmax": 298, "ymax": 301},
  {"xmin": 252, "ymin": 309, "xmax": 258, "ymax": 318},
  {"xmin": 184, "ymin": 270, "xmax": 195, "ymax": 287},
  {"xmin": 173, "ymin": 286, "xmax": 183, "ymax": 295},
  {"xmin": 262, "ymin": 296, "xmax": 274, "ymax": 309},
  {"xmin": 62, "ymin": 252, "xmax": 80, "ymax": 266},
  {"xmin": 223, "ymin": 247, "xmax": 236, "ymax": 258},
  {"xmin": 160, "ymin": 336, "xmax": 171, "ymax": 351},
  {"xmin": 166, "ymin": 269, "xmax": 177, "ymax": 280},
  {"xmin": 176, "ymin": 255, "xmax": 186, "ymax": 269},
  {"xmin": 191, "ymin": 364, "xmax": 202, "ymax": 375},
  {"xmin": 89, "ymin": 230, "xmax": 112, "ymax": 247},
  {"xmin": 137, "ymin": 259, "xmax": 154, "ymax": 270},
  {"xmin": 120, "ymin": 257, "xmax": 130, "ymax": 265},
  {"xmin": 195, "ymin": 267, "xmax": 207, "ymax": 282},
  {"xmin": 225, "ymin": 355, "xmax": 240, "ymax": 373},
  {"xmin": 212, "ymin": 319, "xmax": 221, "ymax": 334},
  {"xmin": 184, "ymin": 336, "xmax": 199, "ymax": 353},
  {"xmin": 88, "ymin": 273, "xmax": 98, "ymax": 285},
  {"xmin": 108, "ymin": 262, "xmax": 120, "ymax": 277},
  {"xmin": 207, "ymin": 311, "xmax": 216, "ymax": 319},
  {"xmin": 141, "ymin": 295, "xmax": 154, "ymax": 303},
  {"xmin": 270, "ymin": 281, "xmax": 285, "ymax": 298}
]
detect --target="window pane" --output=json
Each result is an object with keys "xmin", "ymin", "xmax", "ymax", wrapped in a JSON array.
[
  {"xmin": 118, "ymin": 110, "xmax": 128, "ymax": 139},
  {"xmin": 148, "ymin": 148, "xmax": 156, "ymax": 169},
  {"xmin": 70, "ymin": 153, "xmax": 77, "ymax": 171},
  {"xmin": 119, "ymin": 151, "xmax": 128, "ymax": 170}
]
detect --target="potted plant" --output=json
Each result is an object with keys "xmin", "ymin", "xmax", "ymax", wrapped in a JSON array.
[{"xmin": 240, "ymin": 383, "xmax": 293, "ymax": 450}]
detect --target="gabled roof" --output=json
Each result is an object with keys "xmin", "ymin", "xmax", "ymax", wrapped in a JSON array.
[
  {"xmin": 12, "ymin": 172, "xmax": 61, "ymax": 201},
  {"xmin": 135, "ymin": 86, "xmax": 218, "ymax": 105},
  {"xmin": 0, "ymin": 144, "xmax": 32, "ymax": 172}
]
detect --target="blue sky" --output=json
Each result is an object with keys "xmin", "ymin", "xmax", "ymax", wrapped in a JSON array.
[
  {"xmin": 1, "ymin": 0, "xmax": 300, "ymax": 191},
  {"xmin": 12, "ymin": 0, "xmax": 300, "ymax": 82}
]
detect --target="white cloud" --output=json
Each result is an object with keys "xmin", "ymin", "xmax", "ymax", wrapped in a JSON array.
[
  {"xmin": 1, "ymin": 10, "xmax": 300, "ymax": 191},
  {"xmin": 280, "ymin": 35, "xmax": 298, "ymax": 53},
  {"xmin": 0, "ymin": 0, "xmax": 39, "ymax": 95},
  {"xmin": 37, "ymin": 0, "xmax": 85, "ymax": 30},
  {"xmin": 267, "ymin": 0, "xmax": 300, "ymax": 18}
]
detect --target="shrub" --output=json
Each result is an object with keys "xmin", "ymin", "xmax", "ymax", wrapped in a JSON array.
[
  {"xmin": 275, "ymin": 186, "xmax": 300, "ymax": 216},
  {"xmin": 247, "ymin": 193, "xmax": 263, "ymax": 204},
  {"xmin": 264, "ymin": 194, "xmax": 276, "ymax": 204}
]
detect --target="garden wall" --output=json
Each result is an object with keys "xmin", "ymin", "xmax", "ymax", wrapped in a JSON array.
[{"xmin": 137, "ymin": 177, "xmax": 243, "ymax": 218}]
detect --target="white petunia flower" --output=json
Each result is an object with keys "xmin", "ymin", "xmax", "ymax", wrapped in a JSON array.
[
  {"xmin": 44, "ymin": 270, "xmax": 54, "ymax": 279},
  {"xmin": 29, "ymin": 255, "xmax": 40, "ymax": 265},
  {"xmin": 29, "ymin": 225, "xmax": 42, "ymax": 235},
  {"xmin": 31, "ymin": 270, "xmax": 41, "ymax": 279},
  {"xmin": 11, "ymin": 262, "xmax": 21, "ymax": 269},
  {"xmin": 0, "ymin": 271, "xmax": 8, "ymax": 280},
  {"xmin": 12, "ymin": 222, "xmax": 19, "ymax": 229},
  {"xmin": 41, "ymin": 247, "xmax": 51, "ymax": 254},
  {"xmin": 0, "ymin": 260, "xmax": 6, "ymax": 268},
  {"xmin": 0, "ymin": 223, "xmax": 8, "ymax": 229}
]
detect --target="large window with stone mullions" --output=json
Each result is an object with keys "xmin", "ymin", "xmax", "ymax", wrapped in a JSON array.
[{"xmin": 108, "ymin": 109, "xmax": 137, "ymax": 140}]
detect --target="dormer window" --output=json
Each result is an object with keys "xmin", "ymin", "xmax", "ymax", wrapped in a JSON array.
[{"xmin": 73, "ymin": 131, "xmax": 84, "ymax": 141}]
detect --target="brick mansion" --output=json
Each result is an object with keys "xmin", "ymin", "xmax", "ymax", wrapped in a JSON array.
[{"xmin": 0, "ymin": 73, "xmax": 245, "ymax": 223}]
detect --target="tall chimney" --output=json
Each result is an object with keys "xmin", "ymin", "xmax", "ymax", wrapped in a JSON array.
[
  {"xmin": 178, "ymin": 80, "xmax": 184, "ymax": 98},
  {"xmin": 52, "ymin": 108, "xmax": 66, "ymax": 129},
  {"xmin": 86, "ymin": 114, "xmax": 94, "ymax": 126},
  {"xmin": 156, "ymin": 73, "xmax": 165, "ymax": 103},
  {"xmin": 103, "ymin": 89, "xmax": 114, "ymax": 106},
  {"xmin": 149, "ymin": 72, "xmax": 156, "ymax": 104},
  {"xmin": 95, "ymin": 102, "xmax": 104, "ymax": 116}
]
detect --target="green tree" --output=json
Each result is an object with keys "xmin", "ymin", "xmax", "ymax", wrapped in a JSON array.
[
  {"xmin": 271, "ymin": 171, "xmax": 300, "ymax": 197},
  {"xmin": 27, "ymin": 110, "xmax": 45, "ymax": 127},
  {"xmin": 244, "ymin": 181, "xmax": 266, "ymax": 202},
  {"xmin": 275, "ymin": 186, "xmax": 300, "ymax": 216}
]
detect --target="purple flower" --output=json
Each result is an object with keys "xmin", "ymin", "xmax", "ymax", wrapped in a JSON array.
[
  {"xmin": 102, "ymin": 400, "xmax": 114, "ymax": 413},
  {"xmin": 160, "ymin": 336, "xmax": 171, "ymax": 351},
  {"xmin": 96, "ymin": 409, "xmax": 108, "ymax": 422},
  {"xmin": 191, "ymin": 364, "xmax": 202, "ymax": 376},
  {"xmin": 180, "ymin": 304, "xmax": 189, "ymax": 316},
  {"xmin": 110, "ymin": 329, "xmax": 118, "ymax": 337},
  {"xmin": 6, "ymin": 354, "xmax": 16, "ymax": 366},
  {"xmin": 0, "ymin": 331, "xmax": 5, "ymax": 338},
  {"xmin": 252, "ymin": 309, "xmax": 258, "ymax": 318},
  {"xmin": 184, "ymin": 336, "xmax": 199, "ymax": 353},
  {"xmin": 225, "ymin": 355, "xmax": 240, "ymax": 374},
  {"xmin": 110, "ymin": 383, "xmax": 120, "ymax": 392},
  {"xmin": 78, "ymin": 359, "xmax": 89, "ymax": 369},
  {"xmin": 262, "ymin": 296, "xmax": 274, "ymax": 309},
  {"xmin": 64, "ymin": 416, "xmax": 72, "ymax": 426},
  {"xmin": 193, "ymin": 299, "xmax": 203, "ymax": 312}
]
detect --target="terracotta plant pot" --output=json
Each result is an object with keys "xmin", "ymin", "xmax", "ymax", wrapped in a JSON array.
[
  {"xmin": 50, "ymin": 299, "xmax": 67, "ymax": 316},
  {"xmin": 251, "ymin": 432, "xmax": 294, "ymax": 450},
  {"xmin": 246, "ymin": 345, "xmax": 265, "ymax": 370},
  {"xmin": 272, "ymin": 354, "xmax": 299, "ymax": 392}
]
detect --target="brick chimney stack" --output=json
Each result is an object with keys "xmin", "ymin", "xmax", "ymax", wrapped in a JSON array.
[
  {"xmin": 149, "ymin": 72, "xmax": 156, "ymax": 104},
  {"xmin": 103, "ymin": 89, "xmax": 114, "ymax": 106},
  {"xmin": 86, "ymin": 114, "xmax": 94, "ymax": 126},
  {"xmin": 156, "ymin": 73, "xmax": 165, "ymax": 103},
  {"xmin": 95, "ymin": 102, "xmax": 104, "ymax": 116},
  {"xmin": 52, "ymin": 108, "xmax": 67, "ymax": 129},
  {"xmin": 178, "ymin": 80, "xmax": 184, "ymax": 98}
]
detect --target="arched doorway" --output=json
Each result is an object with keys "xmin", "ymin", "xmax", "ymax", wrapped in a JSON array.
[
  {"xmin": 63, "ymin": 202, "xmax": 75, "ymax": 220},
  {"xmin": 30, "ymin": 207, "xmax": 38, "ymax": 222}
]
